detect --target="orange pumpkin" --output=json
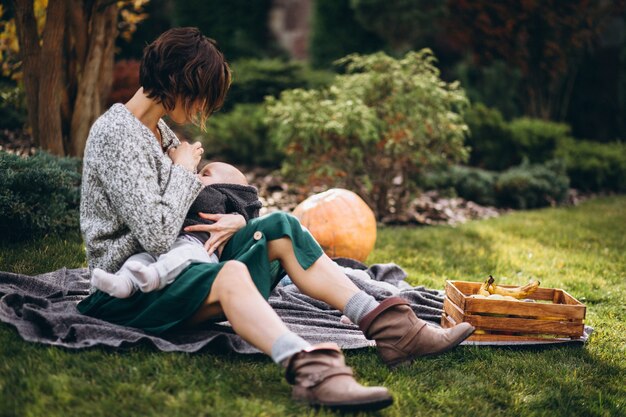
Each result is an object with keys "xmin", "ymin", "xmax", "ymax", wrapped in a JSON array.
[{"xmin": 292, "ymin": 188, "xmax": 377, "ymax": 262}]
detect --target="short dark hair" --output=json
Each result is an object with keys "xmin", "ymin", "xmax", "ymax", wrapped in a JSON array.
[{"xmin": 140, "ymin": 27, "xmax": 231, "ymax": 130}]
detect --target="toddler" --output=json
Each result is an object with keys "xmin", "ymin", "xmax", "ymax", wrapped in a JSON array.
[{"xmin": 91, "ymin": 162, "xmax": 262, "ymax": 298}]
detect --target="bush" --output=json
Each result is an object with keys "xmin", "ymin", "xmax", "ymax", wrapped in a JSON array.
[
  {"xmin": 0, "ymin": 151, "xmax": 81, "ymax": 241},
  {"xmin": 0, "ymin": 83, "xmax": 27, "ymax": 130},
  {"xmin": 509, "ymin": 118, "xmax": 569, "ymax": 164},
  {"xmin": 266, "ymin": 50, "xmax": 469, "ymax": 218},
  {"xmin": 465, "ymin": 104, "xmax": 570, "ymax": 170},
  {"xmin": 495, "ymin": 161, "xmax": 569, "ymax": 209},
  {"xmin": 556, "ymin": 138, "xmax": 626, "ymax": 192},
  {"xmin": 418, "ymin": 165, "xmax": 498, "ymax": 206},
  {"xmin": 464, "ymin": 103, "xmax": 516, "ymax": 171},
  {"xmin": 194, "ymin": 103, "xmax": 282, "ymax": 168},
  {"xmin": 225, "ymin": 59, "xmax": 335, "ymax": 110},
  {"xmin": 448, "ymin": 166, "xmax": 498, "ymax": 206}
]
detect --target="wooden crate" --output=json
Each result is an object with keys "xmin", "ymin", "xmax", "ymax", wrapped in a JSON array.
[{"xmin": 441, "ymin": 280, "xmax": 586, "ymax": 342}]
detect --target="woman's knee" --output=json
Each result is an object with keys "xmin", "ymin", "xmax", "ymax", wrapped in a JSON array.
[
  {"xmin": 262, "ymin": 211, "xmax": 301, "ymax": 230},
  {"xmin": 213, "ymin": 260, "xmax": 255, "ymax": 297}
]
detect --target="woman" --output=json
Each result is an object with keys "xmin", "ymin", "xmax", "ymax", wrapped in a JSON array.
[{"xmin": 77, "ymin": 27, "xmax": 474, "ymax": 412}]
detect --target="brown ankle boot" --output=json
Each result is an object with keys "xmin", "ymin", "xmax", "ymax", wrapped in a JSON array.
[
  {"xmin": 284, "ymin": 342, "xmax": 393, "ymax": 411},
  {"xmin": 359, "ymin": 297, "xmax": 475, "ymax": 368}
]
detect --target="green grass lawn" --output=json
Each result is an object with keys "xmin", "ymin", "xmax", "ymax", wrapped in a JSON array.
[{"xmin": 1, "ymin": 196, "xmax": 625, "ymax": 417}]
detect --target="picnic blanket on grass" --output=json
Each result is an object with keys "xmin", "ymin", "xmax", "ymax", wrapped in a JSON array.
[{"xmin": 0, "ymin": 259, "xmax": 591, "ymax": 352}]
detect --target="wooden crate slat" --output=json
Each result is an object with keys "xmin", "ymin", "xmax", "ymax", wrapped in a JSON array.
[
  {"xmin": 465, "ymin": 333, "xmax": 576, "ymax": 343},
  {"xmin": 445, "ymin": 281, "xmax": 466, "ymax": 310},
  {"xmin": 464, "ymin": 298, "xmax": 585, "ymax": 320},
  {"xmin": 443, "ymin": 297, "xmax": 465, "ymax": 323},
  {"xmin": 441, "ymin": 314, "xmax": 583, "ymax": 342},
  {"xmin": 465, "ymin": 315, "xmax": 584, "ymax": 337},
  {"xmin": 447, "ymin": 280, "xmax": 555, "ymax": 301},
  {"xmin": 561, "ymin": 289, "xmax": 585, "ymax": 306}
]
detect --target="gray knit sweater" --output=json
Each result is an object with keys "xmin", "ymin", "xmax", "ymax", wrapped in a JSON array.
[{"xmin": 80, "ymin": 103, "xmax": 203, "ymax": 275}]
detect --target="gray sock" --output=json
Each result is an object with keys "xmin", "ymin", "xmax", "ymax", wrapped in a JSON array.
[
  {"xmin": 344, "ymin": 291, "xmax": 380, "ymax": 325},
  {"xmin": 271, "ymin": 332, "xmax": 311, "ymax": 365}
]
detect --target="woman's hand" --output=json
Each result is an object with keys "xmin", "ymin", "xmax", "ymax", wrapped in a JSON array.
[
  {"xmin": 168, "ymin": 141, "xmax": 203, "ymax": 172},
  {"xmin": 184, "ymin": 213, "xmax": 246, "ymax": 256}
]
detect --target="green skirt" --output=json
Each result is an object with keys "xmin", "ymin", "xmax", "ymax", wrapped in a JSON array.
[{"xmin": 76, "ymin": 212, "xmax": 323, "ymax": 334}]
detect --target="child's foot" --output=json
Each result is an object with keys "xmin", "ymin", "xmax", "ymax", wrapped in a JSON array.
[
  {"xmin": 125, "ymin": 261, "xmax": 160, "ymax": 292},
  {"xmin": 92, "ymin": 268, "xmax": 134, "ymax": 298}
]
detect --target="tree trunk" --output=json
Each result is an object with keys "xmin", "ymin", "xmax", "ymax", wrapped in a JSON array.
[
  {"xmin": 37, "ymin": 0, "xmax": 67, "ymax": 156},
  {"xmin": 12, "ymin": 0, "xmax": 41, "ymax": 146},
  {"xmin": 70, "ymin": 0, "xmax": 117, "ymax": 157}
]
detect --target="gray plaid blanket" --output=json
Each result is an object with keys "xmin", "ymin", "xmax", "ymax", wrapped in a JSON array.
[{"xmin": 0, "ymin": 259, "xmax": 446, "ymax": 353}]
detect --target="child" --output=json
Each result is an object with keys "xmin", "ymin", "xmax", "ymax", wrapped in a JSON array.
[{"xmin": 91, "ymin": 162, "xmax": 262, "ymax": 298}]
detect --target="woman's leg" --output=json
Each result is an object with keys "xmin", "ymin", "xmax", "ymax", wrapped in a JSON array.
[
  {"xmin": 266, "ymin": 235, "xmax": 474, "ymax": 367},
  {"xmin": 266, "ymin": 237, "xmax": 360, "ymax": 310},
  {"xmin": 184, "ymin": 259, "xmax": 392, "ymax": 410},
  {"xmin": 184, "ymin": 260, "xmax": 289, "ymax": 355}
]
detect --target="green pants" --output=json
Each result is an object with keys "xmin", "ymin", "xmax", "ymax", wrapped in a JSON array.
[{"xmin": 77, "ymin": 212, "xmax": 324, "ymax": 334}]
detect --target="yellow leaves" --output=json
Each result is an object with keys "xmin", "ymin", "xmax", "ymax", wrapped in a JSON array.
[
  {"xmin": 118, "ymin": 0, "xmax": 150, "ymax": 41},
  {"xmin": 0, "ymin": 0, "xmax": 47, "ymax": 79}
]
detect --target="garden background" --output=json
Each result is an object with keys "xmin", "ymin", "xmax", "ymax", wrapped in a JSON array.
[{"xmin": 0, "ymin": 1, "xmax": 625, "ymax": 416}]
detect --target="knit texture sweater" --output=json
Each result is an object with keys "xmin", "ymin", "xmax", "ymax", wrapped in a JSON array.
[{"xmin": 80, "ymin": 103, "xmax": 203, "ymax": 274}]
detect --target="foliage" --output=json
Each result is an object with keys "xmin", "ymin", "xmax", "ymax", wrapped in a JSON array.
[
  {"xmin": 495, "ymin": 161, "xmax": 569, "ymax": 209},
  {"xmin": 447, "ymin": 0, "xmax": 623, "ymax": 121},
  {"xmin": 464, "ymin": 103, "xmax": 516, "ymax": 171},
  {"xmin": 556, "ymin": 138, "xmax": 626, "ymax": 192},
  {"xmin": 508, "ymin": 117, "xmax": 569, "ymax": 163},
  {"xmin": 0, "ymin": 82, "xmax": 27, "ymax": 129},
  {"xmin": 194, "ymin": 103, "xmax": 282, "ymax": 168},
  {"xmin": 225, "ymin": 58, "xmax": 335, "ymax": 110},
  {"xmin": 0, "ymin": 151, "xmax": 81, "ymax": 241},
  {"xmin": 350, "ymin": 0, "xmax": 446, "ymax": 52},
  {"xmin": 309, "ymin": 0, "xmax": 385, "ymax": 69},
  {"xmin": 2, "ymin": 197, "xmax": 626, "ymax": 417},
  {"xmin": 266, "ymin": 50, "xmax": 469, "ymax": 218},
  {"xmin": 173, "ymin": 0, "xmax": 273, "ymax": 61},
  {"xmin": 106, "ymin": 59, "xmax": 140, "ymax": 108},
  {"xmin": 452, "ymin": 58, "xmax": 522, "ymax": 120},
  {"xmin": 441, "ymin": 165, "xmax": 498, "ymax": 207},
  {"xmin": 465, "ymin": 104, "xmax": 570, "ymax": 171},
  {"xmin": 420, "ymin": 161, "xmax": 568, "ymax": 209}
]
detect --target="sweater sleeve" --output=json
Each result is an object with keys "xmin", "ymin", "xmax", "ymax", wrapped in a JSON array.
[{"xmin": 94, "ymin": 129, "xmax": 202, "ymax": 255}]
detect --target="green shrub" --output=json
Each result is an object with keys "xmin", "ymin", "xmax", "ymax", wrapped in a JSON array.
[
  {"xmin": 495, "ymin": 161, "xmax": 569, "ymax": 209},
  {"xmin": 465, "ymin": 104, "xmax": 571, "ymax": 171},
  {"xmin": 509, "ymin": 117, "xmax": 569, "ymax": 164},
  {"xmin": 0, "ymin": 151, "xmax": 81, "ymax": 241},
  {"xmin": 448, "ymin": 166, "xmax": 498, "ymax": 206},
  {"xmin": 464, "ymin": 104, "xmax": 516, "ymax": 170},
  {"xmin": 194, "ymin": 103, "xmax": 282, "ymax": 168},
  {"xmin": 556, "ymin": 138, "xmax": 626, "ymax": 192},
  {"xmin": 225, "ymin": 59, "xmax": 335, "ymax": 110},
  {"xmin": 266, "ymin": 50, "xmax": 469, "ymax": 218},
  {"xmin": 417, "ymin": 165, "xmax": 498, "ymax": 206}
]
